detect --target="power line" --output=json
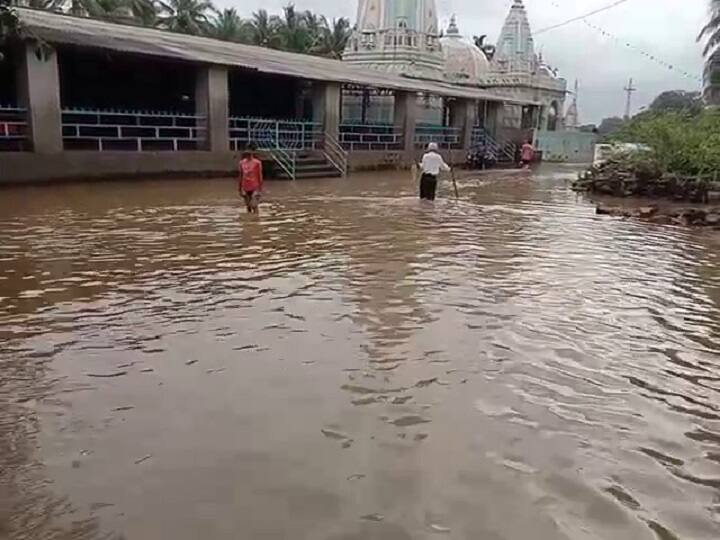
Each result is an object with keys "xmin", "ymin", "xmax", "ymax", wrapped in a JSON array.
[
  {"xmin": 534, "ymin": 0, "xmax": 633, "ymax": 35},
  {"xmin": 539, "ymin": 0, "xmax": 703, "ymax": 84}
]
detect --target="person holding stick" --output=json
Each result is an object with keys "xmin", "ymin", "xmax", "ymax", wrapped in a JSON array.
[{"xmin": 419, "ymin": 142, "xmax": 451, "ymax": 201}]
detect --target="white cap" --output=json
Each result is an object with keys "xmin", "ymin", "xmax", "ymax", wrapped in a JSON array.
[{"xmin": 427, "ymin": 142, "xmax": 439, "ymax": 151}]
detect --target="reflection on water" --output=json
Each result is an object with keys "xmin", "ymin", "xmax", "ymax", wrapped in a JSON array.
[{"xmin": 1, "ymin": 166, "xmax": 719, "ymax": 540}]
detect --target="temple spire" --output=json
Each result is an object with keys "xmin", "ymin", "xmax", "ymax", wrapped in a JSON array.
[
  {"xmin": 447, "ymin": 14, "xmax": 459, "ymax": 35},
  {"xmin": 492, "ymin": 0, "xmax": 536, "ymax": 73},
  {"xmin": 565, "ymin": 79, "xmax": 580, "ymax": 129}
]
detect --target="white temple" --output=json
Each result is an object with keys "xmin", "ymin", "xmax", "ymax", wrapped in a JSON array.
[
  {"xmin": 344, "ymin": 0, "xmax": 444, "ymax": 79},
  {"xmin": 441, "ymin": 15, "xmax": 490, "ymax": 85},
  {"xmin": 344, "ymin": 0, "xmax": 571, "ymax": 133}
]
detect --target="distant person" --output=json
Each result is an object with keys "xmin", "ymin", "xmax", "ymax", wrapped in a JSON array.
[
  {"xmin": 238, "ymin": 145, "xmax": 263, "ymax": 214},
  {"xmin": 419, "ymin": 142, "xmax": 451, "ymax": 201},
  {"xmin": 520, "ymin": 140, "xmax": 535, "ymax": 169}
]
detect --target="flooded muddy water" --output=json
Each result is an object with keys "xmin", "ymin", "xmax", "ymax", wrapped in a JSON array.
[{"xmin": 1, "ymin": 166, "xmax": 719, "ymax": 540}]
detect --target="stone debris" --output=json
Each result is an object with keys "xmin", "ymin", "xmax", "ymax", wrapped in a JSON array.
[
  {"xmin": 361, "ymin": 513, "xmax": 385, "ymax": 522},
  {"xmin": 321, "ymin": 429, "xmax": 349, "ymax": 440},
  {"xmin": 390, "ymin": 415, "xmax": 431, "ymax": 427},
  {"xmin": 573, "ymin": 158, "xmax": 719, "ymax": 203},
  {"xmin": 351, "ymin": 397, "xmax": 378, "ymax": 406},
  {"xmin": 86, "ymin": 371, "xmax": 128, "ymax": 378},
  {"xmin": 596, "ymin": 203, "xmax": 720, "ymax": 227}
]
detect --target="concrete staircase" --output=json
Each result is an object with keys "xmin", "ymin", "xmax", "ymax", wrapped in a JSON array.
[{"xmin": 274, "ymin": 151, "xmax": 343, "ymax": 180}]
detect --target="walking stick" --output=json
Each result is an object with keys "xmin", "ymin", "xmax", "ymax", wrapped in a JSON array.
[{"xmin": 449, "ymin": 147, "xmax": 459, "ymax": 199}]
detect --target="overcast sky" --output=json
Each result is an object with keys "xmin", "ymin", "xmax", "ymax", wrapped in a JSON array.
[{"xmin": 215, "ymin": 0, "xmax": 708, "ymax": 123}]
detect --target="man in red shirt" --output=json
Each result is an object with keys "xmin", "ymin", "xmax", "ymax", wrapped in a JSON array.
[{"xmin": 238, "ymin": 145, "xmax": 264, "ymax": 214}]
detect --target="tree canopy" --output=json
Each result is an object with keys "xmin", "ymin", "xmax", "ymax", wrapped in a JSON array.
[
  {"xmin": 5, "ymin": 0, "xmax": 352, "ymax": 58},
  {"xmin": 648, "ymin": 90, "xmax": 704, "ymax": 114},
  {"xmin": 699, "ymin": 0, "xmax": 720, "ymax": 104}
]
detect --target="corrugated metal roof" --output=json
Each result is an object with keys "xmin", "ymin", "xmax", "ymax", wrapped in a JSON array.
[{"xmin": 14, "ymin": 8, "xmax": 537, "ymax": 105}]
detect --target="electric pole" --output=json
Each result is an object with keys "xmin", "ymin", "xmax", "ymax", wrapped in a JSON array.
[{"xmin": 623, "ymin": 78, "xmax": 636, "ymax": 120}]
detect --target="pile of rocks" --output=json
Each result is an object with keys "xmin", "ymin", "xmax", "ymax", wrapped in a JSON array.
[
  {"xmin": 596, "ymin": 204, "xmax": 720, "ymax": 227},
  {"xmin": 573, "ymin": 158, "xmax": 719, "ymax": 203}
]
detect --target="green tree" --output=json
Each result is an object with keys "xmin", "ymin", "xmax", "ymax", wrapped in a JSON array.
[
  {"xmin": 597, "ymin": 116, "xmax": 625, "ymax": 137},
  {"xmin": 610, "ymin": 109, "xmax": 720, "ymax": 174},
  {"xmin": 213, "ymin": 7, "xmax": 250, "ymax": 42},
  {"xmin": 94, "ymin": 0, "xmax": 157, "ymax": 25},
  {"xmin": 11, "ymin": 0, "xmax": 64, "ymax": 9},
  {"xmin": 311, "ymin": 17, "xmax": 350, "ymax": 59},
  {"xmin": 249, "ymin": 9, "xmax": 281, "ymax": 48},
  {"xmin": 648, "ymin": 90, "xmax": 703, "ymax": 115},
  {"xmin": 158, "ymin": 0, "xmax": 213, "ymax": 35},
  {"xmin": 64, "ymin": 0, "xmax": 104, "ymax": 17},
  {"xmin": 276, "ymin": 3, "xmax": 310, "ymax": 52},
  {"xmin": 699, "ymin": 0, "xmax": 720, "ymax": 105}
]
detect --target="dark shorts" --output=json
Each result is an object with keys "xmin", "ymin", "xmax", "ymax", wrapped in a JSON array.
[
  {"xmin": 520, "ymin": 159, "xmax": 532, "ymax": 167},
  {"xmin": 420, "ymin": 174, "xmax": 438, "ymax": 201}
]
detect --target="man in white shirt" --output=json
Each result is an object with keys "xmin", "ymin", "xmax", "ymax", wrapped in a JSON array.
[{"xmin": 419, "ymin": 142, "xmax": 451, "ymax": 201}]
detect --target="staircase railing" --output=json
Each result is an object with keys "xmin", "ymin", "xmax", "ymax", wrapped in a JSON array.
[
  {"xmin": 471, "ymin": 126, "xmax": 517, "ymax": 162},
  {"xmin": 323, "ymin": 132, "xmax": 349, "ymax": 177},
  {"xmin": 251, "ymin": 120, "xmax": 297, "ymax": 180}
]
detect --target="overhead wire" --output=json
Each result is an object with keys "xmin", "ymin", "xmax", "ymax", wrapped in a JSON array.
[{"xmin": 537, "ymin": 0, "xmax": 703, "ymax": 83}]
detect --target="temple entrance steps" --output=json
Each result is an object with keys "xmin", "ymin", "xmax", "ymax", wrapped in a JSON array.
[{"xmin": 272, "ymin": 151, "xmax": 344, "ymax": 180}]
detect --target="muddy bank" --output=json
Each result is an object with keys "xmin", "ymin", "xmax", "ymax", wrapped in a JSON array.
[
  {"xmin": 572, "ymin": 158, "xmax": 720, "ymax": 203},
  {"xmin": 595, "ymin": 201, "xmax": 720, "ymax": 226}
]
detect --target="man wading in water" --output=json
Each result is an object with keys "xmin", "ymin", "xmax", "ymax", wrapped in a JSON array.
[
  {"xmin": 419, "ymin": 142, "xmax": 451, "ymax": 201},
  {"xmin": 238, "ymin": 144, "xmax": 264, "ymax": 214}
]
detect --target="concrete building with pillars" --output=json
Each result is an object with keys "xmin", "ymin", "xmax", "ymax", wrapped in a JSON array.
[{"xmin": 0, "ymin": 8, "xmax": 540, "ymax": 183}]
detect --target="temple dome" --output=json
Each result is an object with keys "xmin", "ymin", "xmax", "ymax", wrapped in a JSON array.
[{"xmin": 440, "ymin": 16, "xmax": 489, "ymax": 85}]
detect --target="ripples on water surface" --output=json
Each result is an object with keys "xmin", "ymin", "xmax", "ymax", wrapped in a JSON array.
[{"xmin": 1, "ymin": 166, "xmax": 719, "ymax": 540}]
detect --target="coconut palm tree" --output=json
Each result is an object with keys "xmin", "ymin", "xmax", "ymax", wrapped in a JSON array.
[
  {"xmin": 699, "ymin": 0, "xmax": 720, "ymax": 104},
  {"xmin": 11, "ymin": 0, "xmax": 65, "ymax": 9},
  {"xmin": 311, "ymin": 17, "xmax": 350, "ymax": 59},
  {"xmin": 249, "ymin": 9, "xmax": 281, "ymax": 48},
  {"xmin": 94, "ymin": 0, "xmax": 157, "ymax": 24},
  {"xmin": 158, "ymin": 0, "xmax": 214, "ymax": 35},
  {"xmin": 302, "ymin": 10, "xmax": 325, "ymax": 41},
  {"xmin": 64, "ymin": 0, "xmax": 105, "ymax": 17},
  {"xmin": 276, "ymin": 3, "xmax": 310, "ymax": 53},
  {"xmin": 213, "ymin": 7, "xmax": 250, "ymax": 42}
]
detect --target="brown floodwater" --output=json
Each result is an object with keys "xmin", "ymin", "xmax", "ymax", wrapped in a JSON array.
[{"xmin": 1, "ymin": 166, "xmax": 719, "ymax": 540}]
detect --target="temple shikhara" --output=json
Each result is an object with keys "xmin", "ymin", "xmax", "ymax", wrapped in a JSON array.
[
  {"xmin": 343, "ymin": 0, "xmax": 569, "ymax": 132},
  {"xmin": 0, "ymin": 0, "xmax": 594, "ymax": 184}
]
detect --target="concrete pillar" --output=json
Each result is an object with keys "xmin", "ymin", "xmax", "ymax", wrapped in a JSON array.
[
  {"xmin": 493, "ymin": 102, "xmax": 505, "ymax": 137},
  {"xmin": 16, "ymin": 43, "xmax": 63, "ymax": 154},
  {"xmin": 312, "ymin": 82, "xmax": 341, "ymax": 139},
  {"xmin": 393, "ymin": 90, "xmax": 417, "ymax": 155},
  {"xmin": 450, "ymin": 98, "xmax": 476, "ymax": 151},
  {"xmin": 195, "ymin": 65, "xmax": 229, "ymax": 152}
]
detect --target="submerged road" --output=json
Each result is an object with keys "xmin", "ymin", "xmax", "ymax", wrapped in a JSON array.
[{"xmin": 1, "ymin": 166, "xmax": 719, "ymax": 539}]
